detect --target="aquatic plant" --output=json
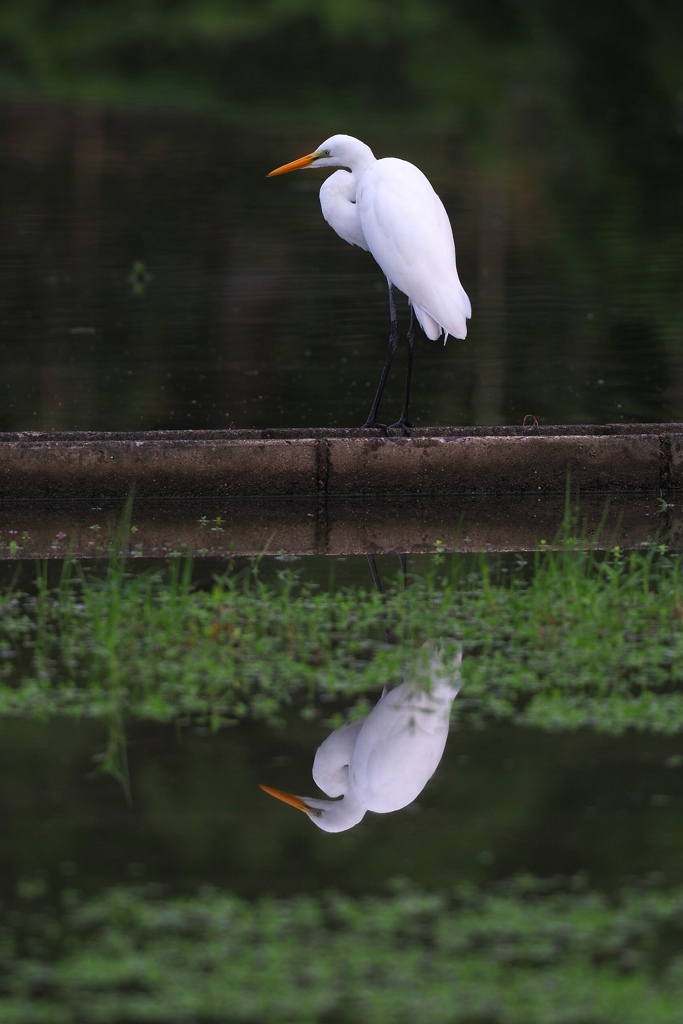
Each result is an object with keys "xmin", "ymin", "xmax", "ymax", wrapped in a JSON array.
[
  {"xmin": 2, "ymin": 877, "xmax": 683, "ymax": 1023},
  {"xmin": 0, "ymin": 542, "xmax": 681, "ymax": 734}
]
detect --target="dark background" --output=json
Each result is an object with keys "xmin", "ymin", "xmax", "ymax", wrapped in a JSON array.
[{"xmin": 0, "ymin": 0, "xmax": 681, "ymax": 429}]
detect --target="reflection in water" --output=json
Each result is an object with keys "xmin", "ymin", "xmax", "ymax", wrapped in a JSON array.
[{"xmin": 261, "ymin": 644, "xmax": 461, "ymax": 832}]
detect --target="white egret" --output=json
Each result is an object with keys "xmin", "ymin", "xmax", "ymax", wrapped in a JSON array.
[
  {"xmin": 268, "ymin": 134, "xmax": 471, "ymax": 432},
  {"xmin": 260, "ymin": 645, "xmax": 461, "ymax": 832}
]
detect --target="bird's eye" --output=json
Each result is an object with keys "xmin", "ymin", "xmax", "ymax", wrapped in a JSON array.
[{"xmin": 323, "ymin": 150, "xmax": 331, "ymax": 158}]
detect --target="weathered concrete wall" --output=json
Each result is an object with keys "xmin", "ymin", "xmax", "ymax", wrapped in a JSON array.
[
  {"xmin": 0, "ymin": 411, "xmax": 679, "ymax": 564},
  {"xmin": 0, "ymin": 424, "xmax": 680, "ymax": 499}
]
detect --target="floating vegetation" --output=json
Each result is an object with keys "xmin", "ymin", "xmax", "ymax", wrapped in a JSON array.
[
  {"xmin": 3, "ymin": 877, "xmax": 683, "ymax": 1023},
  {"xmin": 0, "ymin": 540, "xmax": 681, "ymax": 733}
]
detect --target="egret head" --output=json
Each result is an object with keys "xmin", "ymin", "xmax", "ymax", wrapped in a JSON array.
[
  {"xmin": 267, "ymin": 135, "xmax": 376, "ymax": 177},
  {"xmin": 259, "ymin": 784, "xmax": 366, "ymax": 833}
]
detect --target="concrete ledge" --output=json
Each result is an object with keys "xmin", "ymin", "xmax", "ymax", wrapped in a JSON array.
[
  {"xmin": 0, "ymin": 424, "xmax": 680, "ymax": 499},
  {"xmin": 326, "ymin": 433, "xmax": 663, "ymax": 495}
]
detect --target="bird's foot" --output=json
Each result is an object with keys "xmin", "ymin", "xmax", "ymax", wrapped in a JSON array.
[
  {"xmin": 387, "ymin": 417, "xmax": 414, "ymax": 436},
  {"xmin": 361, "ymin": 418, "xmax": 389, "ymax": 435}
]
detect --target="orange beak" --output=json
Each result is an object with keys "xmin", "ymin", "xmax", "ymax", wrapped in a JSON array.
[
  {"xmin": 267, "ymin": 152, "xmax": 317, "ymax": 177},
  {"xmin": 259, "ymin": 784, "xmax": 310, "ymax": 813}
]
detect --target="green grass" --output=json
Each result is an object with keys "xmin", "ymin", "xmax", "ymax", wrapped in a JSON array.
[
  {"xmin": 0, "ymin": 539, "xmax": 682, "ymax": 734},
  {"xmin": 2, "ymin": 877, "xmax": 683, "ymax": 1023}
]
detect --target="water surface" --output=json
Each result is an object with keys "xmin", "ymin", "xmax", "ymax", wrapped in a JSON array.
[
  {"xmin": 2, "ymin": 714, "xmax": 682, "ymax": 907},
  {"xmin": 1, "ymin": 102, "xmax": 681, "ymax": 433}
]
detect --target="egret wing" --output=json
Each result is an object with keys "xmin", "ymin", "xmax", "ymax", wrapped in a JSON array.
[
  {"xmin": 312, "ymin": 718, "xmax": 365, "ymax": 797},
  {"xmin": 349, "ymin": 682, "xmax": 456, "ymax": 812},
  {"xmin": 358, "ymin": 158, "xmax": 470, "ymax": 340}
]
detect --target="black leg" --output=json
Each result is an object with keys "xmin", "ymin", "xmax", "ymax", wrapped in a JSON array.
[
  {"xmin": 361, "ymin": 282, "xmax": 400, "ymax": 430},
  {"xmin": 365, "ymin": 553, "xmax": 397, "ymax": 646},
  {"xmin": 389, "ymin": 307, "xmax": 416, "ymax": 434},
  {"xmin": 365, "ymin": 553, "xmax": 384, "ymax": 594}
]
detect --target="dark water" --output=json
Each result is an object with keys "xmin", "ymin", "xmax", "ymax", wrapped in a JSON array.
[
  {"xmin": 1, "ymin": 101, "xmax": 681, "ymax": 433},
  {"xmin": 2, "ymin": 715, "xmax": 682, "ymax": 907},
  {"xmin": 0, "ymin": 548, "xmax": 682, "ymax": 911},
  {"xmin": 0, "ymin": 543, "xmax": 680, "ymax": 926}
]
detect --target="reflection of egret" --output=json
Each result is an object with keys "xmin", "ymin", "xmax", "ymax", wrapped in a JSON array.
[
  {"xmin": 260, "ymin": 645, "xmax": 461, "ymax": 832},
  {"xmin": 268, "ymin": 135, "xmax": 471, "ymax": 431}
]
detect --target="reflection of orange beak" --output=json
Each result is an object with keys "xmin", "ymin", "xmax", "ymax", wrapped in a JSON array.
[
  {"xmin": 259, "ymin": 784, "xmax": 310, "ymax": 813},
  {"xmin": 267, "ymin": 152, "xmax": 317, "ymax": 177}
]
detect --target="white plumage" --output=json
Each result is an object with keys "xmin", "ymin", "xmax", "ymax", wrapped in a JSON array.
[
  {"xmin": 269, "ymin": 134, "xmax": 471, "ymax": 429},
  {"xmin": 260, "ymin": 645, "xmax": 462, "ymax": 833}
]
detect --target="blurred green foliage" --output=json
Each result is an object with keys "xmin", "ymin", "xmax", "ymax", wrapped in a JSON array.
[
  {"xmin": 3, "ymin": 878, "xmax": 683, "ymax": 1022},
  {"xmin": 0, "ymin": 0, "xmax": 680, "ymax": 148}
]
